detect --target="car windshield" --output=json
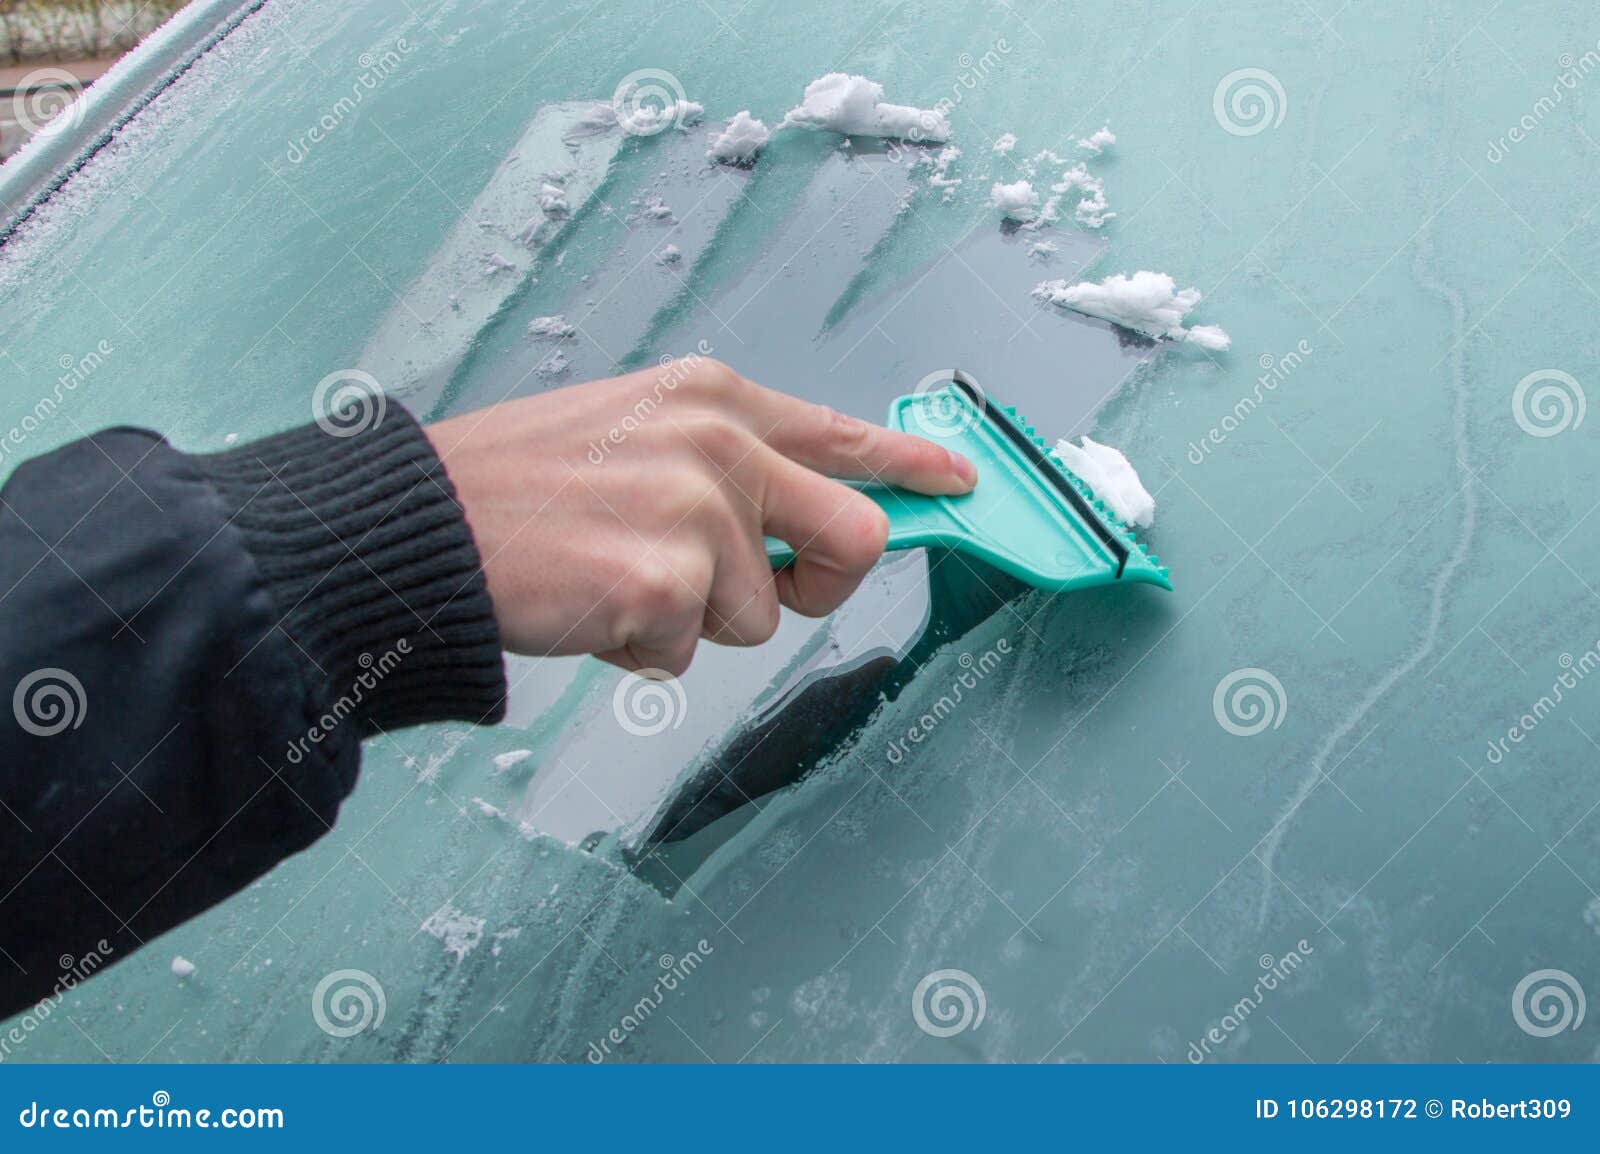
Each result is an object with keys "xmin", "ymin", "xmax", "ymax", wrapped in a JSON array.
[{"xmin": 2, "ymin": 0, "xmax": 1593, "ymax": 1063}]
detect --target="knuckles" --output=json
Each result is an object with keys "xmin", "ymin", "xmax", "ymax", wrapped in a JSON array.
[
  {"xmin": 646, "ymin": 645, "xmax": 697, "ymax": 679},
  {"xmin": 620, "ymin": 557, "xmax": 702, "ymax": 632},
  {"xmin": 683, "ymin": 358, "xmax": 745, "ymax": 402},
  {"xmin": 678, "ymin": 414, "xmax": 755, "ymax": 468},
  {"xmin": 823, "ymin": 405, "xmax": 874, "ymax": 455},
  {"xmin": 705, "ymin": 588, "xmax": 780, "ymax": 648},
  {"xmin": 741, "ymin": 591, "xmax": 782, "ymax": 645}
]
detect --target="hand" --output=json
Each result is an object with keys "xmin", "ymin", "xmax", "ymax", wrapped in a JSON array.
[{"xmin": 425, "ymin": 358, "xmax": 976, "ymax": 675}]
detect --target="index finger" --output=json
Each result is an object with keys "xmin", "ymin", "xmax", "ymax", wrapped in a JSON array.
[{"xmin": 740, "ymin": 382, "xmax": 977, "ymax": 496}]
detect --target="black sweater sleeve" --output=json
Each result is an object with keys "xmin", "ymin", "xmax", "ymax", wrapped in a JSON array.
[{"xmin": 0, "ymin": 408, "xmax": 505, "ymax": 1018}]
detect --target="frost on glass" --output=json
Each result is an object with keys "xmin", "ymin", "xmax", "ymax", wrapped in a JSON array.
[{"xmin": 3, "ymin": 0, "xmax": 1596, "ymax": 1066}]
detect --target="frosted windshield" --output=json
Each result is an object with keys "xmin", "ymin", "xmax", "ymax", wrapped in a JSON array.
[{"xmin": 1, "ymin": 0, "xmax": 1589, "ymax": 1064}]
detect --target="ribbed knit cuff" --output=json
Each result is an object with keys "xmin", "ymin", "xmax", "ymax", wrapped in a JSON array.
[{"xmin": 192, "ymin": 408, "xmax": 506, "ymax": 733}]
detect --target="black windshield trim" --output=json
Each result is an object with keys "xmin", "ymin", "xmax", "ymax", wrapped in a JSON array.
[{"xmin": 0, "ymin": 0, "xmax": 269, "ymax": 251}]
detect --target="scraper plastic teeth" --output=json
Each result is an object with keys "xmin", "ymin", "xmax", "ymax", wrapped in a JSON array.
[{"xmin": 990, "ymin": 388, "xmax": 1171, "ymax": 586}]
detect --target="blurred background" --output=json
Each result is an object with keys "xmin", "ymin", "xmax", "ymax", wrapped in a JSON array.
[{"xmin": 0, "ymin": 0, "xmax": 183, "ymax": 158}]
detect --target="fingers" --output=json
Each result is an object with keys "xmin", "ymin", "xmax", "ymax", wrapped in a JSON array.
[
  {"xmin": 739, "ymin": 382, "xmax": 977, "ymax": 496},
  {"xmin": 581, "ymin": 362, "xmax": 974, "ymax": 673},
  {"xmin": 594, "ymin": 638, "xmax": 699, "ymax": 678},
  {"xmin": 700, "ymin": 504, "xmax": 782, "ymax": 648},
  {"xmin": 758, "ymin": 449, "xmax": 890, "ymax": 617},
  {"xmin": 599, "ymin": 553, "xmax": 711, "ymax": 676}
]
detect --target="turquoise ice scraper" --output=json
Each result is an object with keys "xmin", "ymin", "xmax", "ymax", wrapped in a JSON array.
[{"xmin": 765, "ymin": 371, "xmax": 1172, "ymax": 593}]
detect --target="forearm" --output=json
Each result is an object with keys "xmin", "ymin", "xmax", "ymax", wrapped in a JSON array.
[{"xmin": 0, "ymin": 409, "xmax": 504, "ymax": 1018}]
